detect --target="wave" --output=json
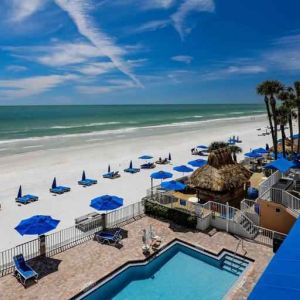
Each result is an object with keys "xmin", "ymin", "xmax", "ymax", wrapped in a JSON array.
[
  {"xmin": 0, "ymin": 113, "xmax": 266, "ymax": 145},
  {"xmin": 229, "ymin": 112, "xmax": 245, "ymax": 115},
  {"xmin": 51, "ymin": 121, "xmax": 121, "ymax": 129}
]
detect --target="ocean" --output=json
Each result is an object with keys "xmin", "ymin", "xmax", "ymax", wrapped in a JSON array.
[{"xmin": 0, "ymin": 104, "xmax": 265, "ymax": 155}]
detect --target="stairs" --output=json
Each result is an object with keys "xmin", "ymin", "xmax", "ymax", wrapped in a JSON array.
[
  {"xmin": 234, "ymin": 211, "xmax": 258, "ymax": 238},
  {"xmin": 221, "ymin": 254, "xmax": 249, "ymax": 276}
]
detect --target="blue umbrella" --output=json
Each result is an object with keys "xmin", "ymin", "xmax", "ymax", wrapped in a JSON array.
[
  {"xmin": 150, "ymin": 171, "xmax": 173, "ymax": 180},
  {"xmin": 15, "ymin": 215, "xmax": 60, "ymax": 236},
  {"xmin": 52, "ymin": 177, "xmax": 57, "ymax": 189},
  {"xmin": 82, "ymin": 170, "xmax": 86, "ymax": 181},
  {"xmin": 108, "ymin": 165, "xmax": 111, "ymax": 173},
  {"xmin": 168, "ymin": 153, "xmax": 172, "ymax": 161},
  {"xmin": 244, "ymin": 152, "xmax": 262, "ymax": 158},
  {"xmin": 90, "ymin": 195, "xmax": 123, "ymax": 211},
  {"xmin": 253, "ymin": 147, "xmax": 268, "ymax": 154},
  {"xmin": 197, "ymin": 145, "xmax": 208, "ymax": 149},
  {"xmin": 161, "ymin": 180, "xmax": 186, "ymax": 191},
  {"xmin": 265, "ymin": 158, "xmax": 295, "ymax": 173},
  {"xmin": 17, "ymin": 185, "xmax": 22, "ymax": 198},
  {"xmin": 188, "ymin": 159, "xmax": 207, "ymax": 168},
  {"xmin": 173, "ymin": 165, "xmax": 193, "ymax": 173},
  {"xmin": 139, "ymin": 155, "xmax": 153, "ymax": 160},
  {"xmin": 129, "ymin": 160, "xmax": 133, "ymax": 168}
]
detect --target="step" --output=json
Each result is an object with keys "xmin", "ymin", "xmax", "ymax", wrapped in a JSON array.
[
  {"xmin": 222, "ymin": 264, "xmax": 243, "ymax": 276},
  {"xmin": 223, "ymin": 256, "xmax": 249, "ymax": 268},
  {"xmin": 223, "ymin": 261, "xmax": 245, "ymax": 271}
]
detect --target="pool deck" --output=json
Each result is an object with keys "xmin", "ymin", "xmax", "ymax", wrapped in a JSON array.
[{"xmin": 0, "ymin": 216, "xmax": 273, "ymax": 300}]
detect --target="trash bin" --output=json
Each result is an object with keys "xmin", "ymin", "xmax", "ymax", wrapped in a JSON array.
[{"xmin": 273, "ymin": 233, "xmax": 285, "ymax": 253}]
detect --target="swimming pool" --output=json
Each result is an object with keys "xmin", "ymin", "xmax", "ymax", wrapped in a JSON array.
[{"xmin": 76, "ymin": 241, "xmax": 250, "ymax": 300}]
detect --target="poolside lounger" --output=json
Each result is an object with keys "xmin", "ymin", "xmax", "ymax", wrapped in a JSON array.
[
  {"xmin": 140, "ymin": 162, "xmax": 156, "ymax": 169},
  {"xmin": 95, "ymin": 229, "xmax": 122, "ymax": 245},
  {"xmin": 102, "ymin": 171, "xmax": 121, "ymax": 179},
  {"xmin": 13, "ymin": 254, "xmax": 38, "ymax": 287}
]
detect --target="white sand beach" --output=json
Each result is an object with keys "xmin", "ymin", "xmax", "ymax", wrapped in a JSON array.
[{"xmin": 0, "ymin": 114, "xmax": 271, "ymax": 251}]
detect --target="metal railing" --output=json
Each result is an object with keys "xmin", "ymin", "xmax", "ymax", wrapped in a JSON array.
[
  {"xmin": 240, "ymin": 199, "xmax": 260, "ymax": 225},
  {"xmin": 0, "ymin": 201, "xmax": 145, "ymax": 277},
  {"xmin": 259, "ymin": 171, "xmax": 282, "ymax": 196}
]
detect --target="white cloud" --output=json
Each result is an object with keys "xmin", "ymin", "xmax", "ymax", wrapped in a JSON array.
[
  {"xmin": 171, "ymin": 55, "xmax": 193, "ymax": 64},
  {"xmin": 5, "ymin": 65, "xmax": 28, "ymax": 72},
  {"xmin": 171, "ymin": 0, "xmax": 215, "ymax": 40},
  {"xmin": 0, "ymin": 74, "xmax": 78, "ymax": 98},
  {"xmin": 54, "ymin": 0, "xmax": 142, "ymax": 86},
  {"xmin": 77, "ymin": 79, "xmax": 138, "ymax": 94},
  {"xmin": 10, "ymin": 0, "xmax": 46, "ymax": 22},
  {"xmin": 76, "ymin": 62, "xmax": 115, "ymax": 76},
  {"xmin": 142, "ymin": 0, "xmax": 176, "ymax": 10},
  {"xmin": 131, "ymin": 20, "xmax": 170, "ymax": 34}
]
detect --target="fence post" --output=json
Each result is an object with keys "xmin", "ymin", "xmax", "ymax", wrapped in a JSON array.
[{"xmin": 226, "ymin": 202, "xmax": 229, "ymax": 233}]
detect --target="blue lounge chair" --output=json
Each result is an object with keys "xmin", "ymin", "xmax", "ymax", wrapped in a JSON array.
[
  {"xmin": 103, "ymin": 171, "xmax": 120, "ymax": 179},
  {"xmin": 124, "ymin": 161, "xmax": 140, "ymax": 174},
  {"xmin": 78, "ymin": 171, "xmax": 97, "ymax": 186},
  {"xmin": 15, "ymin": 186, "xmax": 38, "ymax": 204},
  {"xmin": 141, "ymin": 162, "xmax": 156, "ymax": 169},
  {"xmin": 13, "ymin": 254, "xmax": 38, "ymax": 286},
  {"xmin": 50, "ymin": 177, "xmax": 71, "ymax": 194},
  {"xmin": 95, "ymin": 228, "xmax": 122, "ymax": 245}
]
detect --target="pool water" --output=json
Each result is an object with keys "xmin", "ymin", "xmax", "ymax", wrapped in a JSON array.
[{"xmin": 80, "ymin": 242, "xmax": 249, "ymax": 300}]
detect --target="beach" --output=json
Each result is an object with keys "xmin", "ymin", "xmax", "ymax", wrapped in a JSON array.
[{"xmin": 0, "ymin": 114, "xmax": 271, "ymax": 251}]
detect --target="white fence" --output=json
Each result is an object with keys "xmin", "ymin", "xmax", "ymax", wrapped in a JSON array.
[
  {"xmin": 259, "ymin": 171, "xmax": 282, "ymax": 196},
  {"xmin": 240, "ymin": 199, "xmax": 260, "ymax": 225}
]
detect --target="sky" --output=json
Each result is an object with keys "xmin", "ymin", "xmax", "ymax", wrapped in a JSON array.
[{"xmin": 0, "ymin": 0, "xmax": 300, "ymax": 105}]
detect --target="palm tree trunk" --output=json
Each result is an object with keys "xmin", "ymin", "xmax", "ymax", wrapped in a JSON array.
[
  {"xmin": 289, "ymin": 113, "xmax": 294, "ymax": 153},
  {"xmin": 281, "ymin": 125, "xmax": 286, "ymax": 158},
  {"xmin": 265, "ymin": 96, "xmax": 277, "ymax": 158}
]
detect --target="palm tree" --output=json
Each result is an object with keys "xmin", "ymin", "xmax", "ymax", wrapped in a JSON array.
[
  {"xmin": 278, "ymin": 88, "xmax": 297, "ymax": 153},
  {"xmin": 208, "ymin": 141, "xmax": 229, "ymax": 152},
  {"xmin": 276, "ymin": 106, "xmax": 289, "ymax": 158},
  {"xmin": 294, "ymin": 81, "xmax": 300, "ymax": 153},
  {"xmin": 229, "ymin": 145, "xmax": 242, "ymax": 162},
  {"xmin": 257, "ymin": 80, "xmax": 284, "ymax": 159}
]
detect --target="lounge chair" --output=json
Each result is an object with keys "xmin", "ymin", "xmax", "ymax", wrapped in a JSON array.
[
  {"xmin": 15, "ymin": 186, "xmax": 38, "ymax": 204},
  {"xmin": 124, "ymin": 167, "xmax": 140, "ymax": 174},
  {"xmin": 95, "ymin": 228, "xmax": 122, "ymax": 245},
  {"xmin": 102, "ymin": 171, "xmax": 121, "ymax": 179},
  {"xmin": 78, "ymin": 171, "xmax": 97, "ymax": 186},
  {"xmin": 13, "ymin": 254, "xmax": 38, "ymax": 287},
  {"xmin": 50, "ymin": 177, "xmax": 71, "ymax": 194},
  {"xmin": 156, "ymin": 158, "xmax": 169, "ymax": 165},
  {"xmin": 141, "ymin": 162, "xmax": 156, "ymax": 169}
]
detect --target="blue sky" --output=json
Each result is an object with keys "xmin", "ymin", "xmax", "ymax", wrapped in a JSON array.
[{"xmin": 0, "ymin": 0, "xmax": 300, "ymax": 105}]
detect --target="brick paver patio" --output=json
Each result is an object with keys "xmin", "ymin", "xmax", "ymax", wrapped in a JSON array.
[{"xmin": 0, "ymin": 216, "xmax": 273, "ymax": 300}]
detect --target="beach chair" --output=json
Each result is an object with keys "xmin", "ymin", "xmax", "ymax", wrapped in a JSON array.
[
  {"xmin": 13, "ymin": 254, "xmax": 38, "ymax": 287},
  {"xmin": 95, "ymin": 228, "xmax": 122, "ymax": 245},
  {"xmin": 78, "ymin": 171, "xmax": 97, "ymax": 186},
  {"xmin": 50, "ymin": 177, "xmax": 71, "ymax": 194},
  {"xmin": 156, "ymin": 158, "xmax": 168, "ymax": 165},
  {"xmin": 124, "ymin": 161, "xmax": 140, "ymax": 174},
  {"xmin": 102, "ymin": 171, "xmax": 121, "ymax": 179},
  {"xmin": 15, "ymin": 186, "xmax": 38, "ymax": 204},
  {"xmin": 141, "ymin": 162, "xmax": 156, "ymax": 169}
]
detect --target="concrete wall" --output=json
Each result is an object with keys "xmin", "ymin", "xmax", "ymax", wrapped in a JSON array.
[{"xmin": 257, "ymin": 199, "xmax": 297, "ymax": 234}]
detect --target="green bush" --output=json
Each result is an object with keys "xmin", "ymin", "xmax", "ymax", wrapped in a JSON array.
[{"xmin": 145, "ymin": 200, "xmax": 197, "ymax": 229}]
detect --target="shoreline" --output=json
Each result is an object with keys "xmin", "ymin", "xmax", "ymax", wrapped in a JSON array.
[{"xmin": 0, "ymin": 114, "xmax": 271, "ymax": 250}]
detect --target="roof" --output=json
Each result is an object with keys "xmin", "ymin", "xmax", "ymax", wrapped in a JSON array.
[
  {"xmin": 249, "ymin": 217, "xmax": 300, "ymax": 299},
  {"xmin": 189, "ymin": 148, "xmax": 252, "ymax": 192}
]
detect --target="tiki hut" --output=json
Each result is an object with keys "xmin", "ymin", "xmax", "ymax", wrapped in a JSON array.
[{"xmin": 189, "ymin": 148, "xmax": 252, "ymax": 207}]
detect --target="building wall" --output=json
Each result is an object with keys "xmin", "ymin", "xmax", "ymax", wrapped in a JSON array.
[{"xmin": 257, "ymin": 199, "xmax": 297, "ymax": 234}]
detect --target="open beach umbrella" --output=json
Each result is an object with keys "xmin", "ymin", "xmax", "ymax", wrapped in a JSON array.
[
  {"xmin": 17, "ymin": 185, "xmax": 22, "ymax": 198},
  {"xmin": 244, "ymin": 152, "xmax": 262, "ymax": 159},
  {"xmin": 139, "ymin": 155, "xmax": 153, "ymax": 160},
  {"xmin": 265, "ymin": 158, "xmax": 295, "ymax": 173},
  {"xmin": 253, "ymin": 147, "xmax": 268, "ymax": 154},
  {"xmin": 82, "ymin": 170, "xmax": 86, "ymax": 181},
  {"xmin": 150, "ymin": 171, "xmax": 173, "ymax": 180},
  {"xmin": 197, "ymin": 145, "xmax": 208, "ymax": 149},
  {"xmin": 173, "ymin": 165, "xmax": 193, "ymax": 174},
  {"xmin": 161, "ymin": 180, "xmax": 186, "ymax": 191},
  {"xmin": 52, "ymin": 177, "xmax": 57, "ymax": 189},
  {"xmin": 90, "ymin": 195, "xmax": 123, "ymax": 211},
  {"xmin": 188, "ymin": 159, "xmax": 207, "ymax": 168},
  {"xmin": 15, "ymin": 215, "xmax": 60, "ymax": 236},
  {"xmin": 168, "ymin": 153, "xmax": 172, "ymax": 161}
]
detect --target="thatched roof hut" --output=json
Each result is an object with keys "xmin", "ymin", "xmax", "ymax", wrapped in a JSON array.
[{"xmin": 189, "ymin": 148, "xmax": 252, "ymax": 206}]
